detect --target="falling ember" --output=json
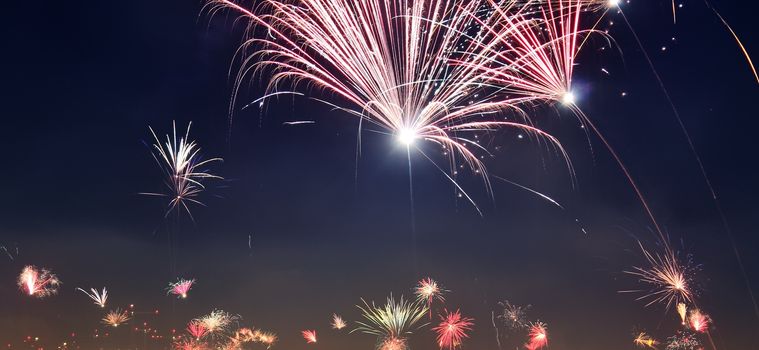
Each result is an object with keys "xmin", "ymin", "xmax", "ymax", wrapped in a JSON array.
[
  {"xmin": 301, "ymin": 330, "xmax": 317, "ymax": 343},
  {"xmin": 18, "ymin": 266, "xmax": 60, "ymax": 298},
  {"xmin": 525, "ymin": 322, "xmax": 548, "ymax": 350},
  {"xmin": 168, "ymin": 279, "xmax": 196, "ymax": 299},
  {"xmin": 688, "ymin": 309, "xmax": 710, "ymax": 333},
  {"xmin": 634, "ymin": 332, "xmax": 659, "ymax": 349},
  {"xmin": 432, "ymin": 309, "xmax": 474, "ymax": 350},
  {"xmin": 102, "ymin": 309, "xmax": 131, "ymax": 327},
  {"xmin": 332, "ymin": 314, "xmax": 347, "ymax": 330},
  {"xmin": 76, "ymin": 287, "xmax": 108, "ymax": 308}
]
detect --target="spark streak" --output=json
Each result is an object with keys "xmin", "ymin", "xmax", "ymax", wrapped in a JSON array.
[{"xmin": 76, "ymin": 287, "xmax": 108, "ymax": 308}]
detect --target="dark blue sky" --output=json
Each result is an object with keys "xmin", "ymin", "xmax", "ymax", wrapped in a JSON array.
[{"xmin": 1, "ymin": 1, "xmax": 758, "ymax": 349}]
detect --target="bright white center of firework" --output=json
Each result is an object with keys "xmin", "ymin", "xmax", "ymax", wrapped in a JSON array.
[
  {"xmin": 608, "ymin": 0, "xmax": 620, "ymax": 7},
  {"xmin": 398, "ymin": 128, "xmax": 418, "ymax": 146},
  {"xmin": 562, "ymin": 92, "xmax": 576, "ymax": 105}
]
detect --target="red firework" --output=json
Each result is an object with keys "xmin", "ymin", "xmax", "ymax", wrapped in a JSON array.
[
  {"xmin": 432, "ymin": 309, "xmax": 474, "ymax": 350},
  {"xmin": 18, "ymin": 265, "xmax": 61, "ymax": 298},
  {"xmin": 187, "ymin": 321, "xmax": 208, "ymax": 340},
  {"xmin": 302, "ymin": 330, "xmax": 317, "ymax": 344},
  {"xmin": 168, "ymin": 279, "xmax": 196, "ymax": 299},
  {"xmin": 525, "ymin": 322, "xmax": 548, "ymax": 350},
  {"xmin": 689, "ymin": 309, "xmax": 710, "ymax": 333}
]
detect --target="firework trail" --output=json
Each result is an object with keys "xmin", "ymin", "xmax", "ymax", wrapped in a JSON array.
[
  {"xmin": 209, "ymin": 0, "xmax": 571, "ymax": 212},
  {"xmin": 142, "ymin": 121, "xmax": 223, "ymax": 220},
  {"xmin": 414, "ymin": 277, "xmax": 446, "ymax": 317},
  {"xmin": 168, "ymin": 278, "xmax": 196, "ymax": 299},
  {"xmin": 76, "ymin": 287, "xmax": 108, "ymax": 308},
  {"xmin": 634, "ymin": 332, "xmax": 659, "ymax": 349},
  {"xmin": 18, "ymin": 266, "xmax": 60, "ymax": 298},
  {"xmin": 617, "ymin": 0, "xmax": 759, "ymax": 322},
  {"xmin": 354, "ymin": 295, "xmax": 428, "ymax": 350},
  {"xmin": 102, "ymin": 308, "xmax": 131, "ymax": 327},
  {"xmin": 1, "ymin": 244, "xmax": 18, "ymax": 261},
  {"xmin": 432, "ymin": 309, "xmax": 474, "ymax": 350},
  {"xmin": 332, "ymin": 314, "xmax": 347, "ymax": 330},
  {"xmin": 187, "ymin": 320, "xmax": 209, "ymax": 340},
  {"xmin": 525, "ymin": 322, "xmax": 548, "ymax": 350},
  {"xmin": 301, "ymin": 330, "xmax": 317, "ymax": 343},
  {"xmin": 702, "ymin": 0, "xmax": 758, "ymax": 84},
  {"xmin": 622, "ymin": 241, "xmax": 695, "ymax": 310}
]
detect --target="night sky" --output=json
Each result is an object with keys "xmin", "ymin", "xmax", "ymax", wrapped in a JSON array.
[{"xmin": 2, "ymin": 0, "xmax": 759, "ymax": 349}]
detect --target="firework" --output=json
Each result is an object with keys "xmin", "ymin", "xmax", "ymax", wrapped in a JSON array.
[
  {"xmin": 665, "ymin": 331, "xmax": 700, "ymax": 350},
  {"xmin": 143, "ymin": 121, "xmax": 222, "ymax": 220},
  {"xmin": 173, "ymin": 337, "xmax": 208, "ymax": 350},
  {"xmin": 497, "ymin": 300, "xmax": 531, "ymax": 330},
  {"xmin": 332, "ymin": 314, "xmax": 347, "ymax": 330},
  {"xmin": 355, "ymin": 295, "xmax": 429, "ymax": 350},
  {"xmin": 76, "ymin": 287, "xmax": 107, "ymax": 308},
  {"xmin": 355, "ymin": 296, "xmax": 428, "ymax": 337},
  {"xmin": 168, "ymin": 278, "xmax": 196, "ymax": 299},
  {"xmin": 256, "ymin": 331, "xmax": 278, "ymax": 348},
  {"xmin": 457, "ymin": 0, "xmax": 597, "ymax": 106},
  {"xmin": 525, "ymin": 322, "xmax": 548, "ymax": 350},
  {"xmin": 432, "ymin": 309, "xmax": 474, "ymax": 350},
  {"xmin": 688, "ymin": 309, "xmax": 710, "ymax": 333},
  {"xmin": 211, "ymin": 0, "xmax": 570, "ymax": 209},
  {"xmin": 196, "ymin": 310, "xmax": 239, "ymax": 336},
  {"xmin": 414, "ymin": 278, "xmax": 446, "ymax": 313},
  {"xmin": 18, "ymin": 266, "xmax": 60, "ymax": 298},
  {"xmin": 379, "ymin": 336, "xmax": 408, "ymax": 350},
  {"xmin": 187, "ymin": 320, "xmax": 209, "ymax": 340},
  {"xmin": 624, "ymin": 242, "xmax": 695, "ymax": 309},
  {"xmin": 301, "ymin": 330, "xmax": 317, "ymax": 343},
  {"xmin": 634, "ymin": 332, "xmax": 659, "ymax": 349},
  {"xmin": 677, "ymin": 303, "xmax": 688, "ymax": 325},
  {"xmin": 102, "ymin": 308, "xmax": 131, "ymax": 327}
]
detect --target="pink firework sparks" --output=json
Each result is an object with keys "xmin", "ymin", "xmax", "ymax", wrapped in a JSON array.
[
  {"xmin": 187, "ymin": 321, "xmax": 208, "ymax": 340},
  {"xmin": 455, "ymin": 0, "xmax": 597, "ymax": 106},
  {"xmin": 380, "ymin": 337, "xmax": 408, "ymax": 350},
  {"xmin": 432, "ymin": 309, "xmax": 474, "ymax": 350},
  {"xmin": 168, "ymin": 279, "xmax": 196, "ymax": 299},
  {"xmin": 688, "ymin": 309, "xmax": 710, "ymax": 333},
  {"xmin": 210, "ymin": 0, "xmax": 570, "ymax": 212},
  {"xmin": 525, "ymin": 322, "xmax": 548, "ymax": 350},
  {"xmin": 301, "ymin": 330, "xmax": 317, "ymax": 344},
  {"xmin": 17, "ymin": 265, "xmax": 61, "ymax": 298}
]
